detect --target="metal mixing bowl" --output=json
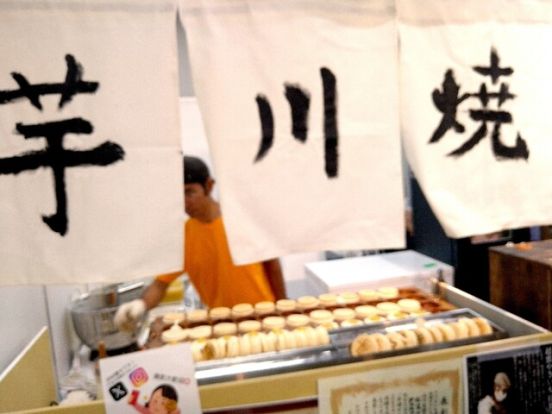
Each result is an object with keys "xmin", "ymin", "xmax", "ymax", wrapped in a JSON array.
[{"xmin": 70, "ymin": 281, "xmax": 145, "ymax": 350}]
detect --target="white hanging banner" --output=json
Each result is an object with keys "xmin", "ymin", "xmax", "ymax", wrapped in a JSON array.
[
  {"xmin": 398, "ymin": 0, "xmax": 552, "ymax": 238},
  {"xmin": 0, "ymin": 0, "xmax": 183, "ymax": 284},
  {"xmin": 180, "ymin": 0, "xmax": 405, "ymax": 264}
]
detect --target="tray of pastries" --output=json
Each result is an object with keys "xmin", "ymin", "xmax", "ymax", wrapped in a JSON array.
[
  {"xmin": 190, "ymin": 308, "xmax": 505, "ymax": 384},
  {"xmin": 345, "ymin": 308, "xmax": 507, "ymax": 359},
  {"xmin": 139, "ymin": 287, "xmax": 454, "ymax": 359},
  {"xmin": 137, "ymin": 288, "xmax": 504, "ymax": 384},
  {"xmin": 141, "ymin": 286, "xmax": 455, "ymax": 352}
]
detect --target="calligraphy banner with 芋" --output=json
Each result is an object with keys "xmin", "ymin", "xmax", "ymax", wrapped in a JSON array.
[
  {"xmin": 398, "ymin": 0, "xmax": 552, "ymax": 238},
  {"xmin": 0, "ymin": 1, "xmax": 183, "ymax": 284},
  {"xmin": 179, "ymin": 0, "xmax": 405, "ymax": 264}
]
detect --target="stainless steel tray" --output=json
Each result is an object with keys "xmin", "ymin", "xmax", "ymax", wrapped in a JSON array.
[
  {"xmin": 194, "ymin": 308, "xmax": 506, "ymax": 385},
  {"xmin": 331, "ymin": 307, "xmax": 506, "ymax": 348},
  {"xmin": 195, "ymin": 345, "xmax": 336, "ymax": 384}
]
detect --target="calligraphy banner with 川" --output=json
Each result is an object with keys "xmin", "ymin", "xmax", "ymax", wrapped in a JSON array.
[
  {"xmin": 0, "ymin": 1, "xmax": 183, "ymax": 284},
  {"xmin": 398, "ymin": 0, "xmax": 552, "ymax": 238},
  {"xmin": 179, "ymin": 0, "xmax": 405, "ymax": 264}
]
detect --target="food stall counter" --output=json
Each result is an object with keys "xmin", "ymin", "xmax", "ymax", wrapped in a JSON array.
[{"xmin": 8, "ymin": 281, "xmax": 550, "ymax": 414}]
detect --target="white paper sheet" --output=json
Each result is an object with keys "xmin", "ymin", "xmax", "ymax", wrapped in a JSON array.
[
  {"xmin": 179, "ymin": 0, "xmax": 405, "ymax": 264},
  {"xmin": 0, "ymin": 1, "xmax": 183, "ymax": 284},
  {"xmin": 318, "ymin": 359, "xmax": 461, "ymax": 414},
  {"xmin": 398, "ymin": 0, "xmax": 552, "ymax": 238}
]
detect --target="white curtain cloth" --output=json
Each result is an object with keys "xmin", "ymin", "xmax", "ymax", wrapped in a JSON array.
[
  {"xmin": 180, "ymin": 0, "xmax": 405, "ymax": 264},
  {"xmin": 398, "ymin": 0, "xmax": 552, "ymax": 238},
  {"xmin": 0, "ymin": 0, "xmax": 183, "ymax": 284}
]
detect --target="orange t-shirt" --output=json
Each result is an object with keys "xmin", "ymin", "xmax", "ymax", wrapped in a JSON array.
[{"xmin": 157, "ymin": 217, "xmax": 274, "ymax": 308}]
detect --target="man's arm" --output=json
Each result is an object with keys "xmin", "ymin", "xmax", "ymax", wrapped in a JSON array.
[
  {"xmin": 114, "ymin": 275, "xmax": 177, "ymax": 331},
  {"xmin": 142, "ymin": 278, "xmax": 172, "ymax": 310},
  {"xmin": 262, "ymin": 258, "xmax": 287, "ymax": 300}
]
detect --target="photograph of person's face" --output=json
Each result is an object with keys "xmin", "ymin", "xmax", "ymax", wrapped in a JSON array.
[
  {"xmin": 494, "ymin": 381, "xmax": 509, "ymax": 402},
  {"xmin": 148, "ymin": 388, "xmax": 172, "ymax": 414}
]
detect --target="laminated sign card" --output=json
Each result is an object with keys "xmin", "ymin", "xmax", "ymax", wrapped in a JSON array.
[
  {"xmin": 99, "ymin": 344, "xmax": 202, "ymax": 414},
  {"xmin": 0, "ymin": 1, "xmax": 183, "ymax": 284},
  {"xmin": 318, "ymin": 359, "xmax": 461, "ymax": 414},
  {"xmin": 464, "ymin": 342, "xmax": 552, "ymax": 414},
  {"xmin": 180, "ymin": 0, "xmax": 405, "ymax": 264},
  {"xmin": 398, "ymin": 0, "xmax": 552, "ymax": 238}
]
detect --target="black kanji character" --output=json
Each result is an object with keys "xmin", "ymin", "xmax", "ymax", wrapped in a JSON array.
[
  {"xmin": 430, "ymin": 47, "xmax": 529, "ymax": 160},
  {"xmin": 0, "ymin": 118, "xmax": 124, "ymax": 235},
  {"xmin": 254, "ymin": 67, "xmax": 339, "ymax": 178},
  {"xmin": 0, "ymin": 55, "xmax": 125, "ymax": 235}
]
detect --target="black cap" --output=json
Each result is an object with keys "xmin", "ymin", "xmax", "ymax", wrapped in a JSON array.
[{"xmin": 184, "ymin": 156, "xmax": 210, "ymax": 185}]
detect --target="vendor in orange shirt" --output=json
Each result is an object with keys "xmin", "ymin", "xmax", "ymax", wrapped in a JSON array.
[{"xmin": 115, "ymin": 156, "xmax": 286, "ymax": 331}]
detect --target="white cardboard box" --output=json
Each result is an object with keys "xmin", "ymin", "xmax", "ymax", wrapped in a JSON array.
[{"xmin": 305, "ymin": 250, "xmax": 454, "ymax": 295}]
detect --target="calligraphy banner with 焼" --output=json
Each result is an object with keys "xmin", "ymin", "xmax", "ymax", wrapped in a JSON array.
[
  {"xmin": 398, "ymin": 0, "xmax": 552, "ymax": 238},
  {"xmin": 0, "ymin": 1, "xmax": 183, "ymax": 284},
  {"xmin": 179, "ymin": 0, "xmax": 405, "ymax": 264}
]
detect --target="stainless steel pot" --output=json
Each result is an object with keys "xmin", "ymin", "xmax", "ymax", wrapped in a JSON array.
[{"xmin": 70, "ymin": 281, "xmax": 145, "ymax": 350}]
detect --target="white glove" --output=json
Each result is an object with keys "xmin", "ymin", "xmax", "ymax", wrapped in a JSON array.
[{"xmin": 114, "ymin": 299, "xmax": 146, "ymax": 332}]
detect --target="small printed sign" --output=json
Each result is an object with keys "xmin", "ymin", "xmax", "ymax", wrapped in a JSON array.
[
  {"xmin": 464, "ymin": 342, "xmax": 552, "ymax": 414},
  {"xmin": 99, "ymin": 344, "xmax": 201, "ymax": 414},
  {"xmin": 318, "ymin": 359, "xmax": 461, "ymax": 414}
]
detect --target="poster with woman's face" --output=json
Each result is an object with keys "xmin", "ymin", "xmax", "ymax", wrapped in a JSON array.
[
  {"xmin": 99, "ymin": 344, "xmax": 201, "ymax": 414},
  {"xmin": 464, "ymin": 342, "xmax": 552, "ymax": 414}
]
